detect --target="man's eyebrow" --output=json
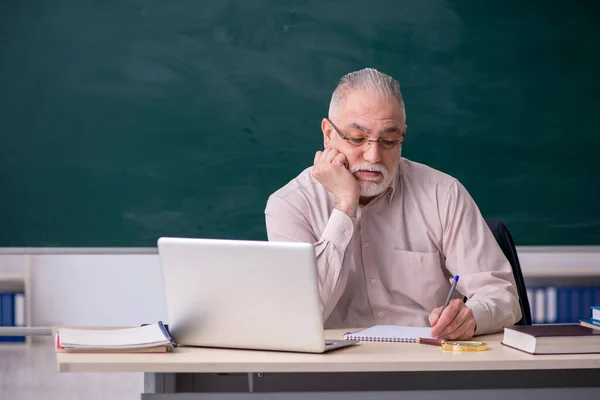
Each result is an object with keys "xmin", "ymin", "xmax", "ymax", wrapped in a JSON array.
[
  {"xmin": 381, "ymin": 126, "xmax": 402, "ymax": 134},
  {"xmin": 348, "ymin": 122, "xmax": 371, "ymax": 134},
  {"xmin": 347, "ymin": 123, "xmax": 402, "ymax": 135}
]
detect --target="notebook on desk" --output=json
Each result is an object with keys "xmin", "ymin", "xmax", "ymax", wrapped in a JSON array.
[
  {"xmin": 56, "ymin": 322, "xmax": 176, "ymax": 353},
  {"xmin": 344, "ymin": 325, "xmax": 433, "ymax": 343}
]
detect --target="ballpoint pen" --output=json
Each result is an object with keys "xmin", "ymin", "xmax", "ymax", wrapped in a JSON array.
[
  {"xmin": 418, "ymin": 275, "xmax": 487, "ymax": 351},
  {"xmin": 417, "ymin": 275, "xmax": 460, "ymax": 346},
  {"xmin": 440, "ymin": 275, "xmax": 459, "ymax": 317}
]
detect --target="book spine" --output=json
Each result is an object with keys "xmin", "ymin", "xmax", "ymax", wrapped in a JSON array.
[
  {"xmin": 546, "ymin": 287, "xmax": 557, "ymax": 323},
  {"xmin": 590, "ymin": 291, "xmax": 600, "ymax": 320},
  {"xmin": 13, "ymin": 292, "xmax": 26, "ymax": 342},
  {"xmin": 582, "ymin": 288, "xmax": 593, "ymax": 322},
  {"xmin": 571, "ymin": 288, "xmax": 580, "ymax": 323},
  {"xmin": 0, "ymin": 293, "xmax": 3, "ymax": 343},
  {"xmin": 14, "ymin": 293, "xmax": 25, "ymax": 327},
  {"xmin": 157, "ymin": 321, "xmax": 176, "ymax": 346},
  {"xmin": 0, "ymin": 292, "xmax": 26, "ymax": 343},
  {"xmin": 2, "ymin": 293, "xmax": 14, "ymax": 342},
  {"xmin": 557, "ymin": 287, "xmax": 569, "ymax": 323},
  {"xmin": 534, "ymin": 287, "xmax": 545, "ymax": 324}
]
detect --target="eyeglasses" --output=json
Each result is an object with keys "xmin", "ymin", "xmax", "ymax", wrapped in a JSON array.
[{"xmin": 326, "ymin": 118, "xmax": 405, "ymax": 150}]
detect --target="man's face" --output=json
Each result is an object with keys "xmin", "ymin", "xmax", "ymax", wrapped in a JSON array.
[{"xmin": 322, "ymin": 91, "xmax": 407, "ymax": 199}]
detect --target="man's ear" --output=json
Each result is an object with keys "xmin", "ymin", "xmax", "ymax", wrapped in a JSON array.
[{"xmin": 321, "ymin": 118, "xmax": 332, "ymax": 149}]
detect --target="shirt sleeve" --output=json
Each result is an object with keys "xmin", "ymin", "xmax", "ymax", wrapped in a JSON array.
[
  {"xmin": 439, "ymin": 180, "xmax": 522, "ymax": 335},
  {"xmin": 264, "ymin": 195, "xmax": 356, "ymax": 321}
]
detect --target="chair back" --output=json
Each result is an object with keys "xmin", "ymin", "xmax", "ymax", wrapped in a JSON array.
[{"xmin": 485, "ymin": 218, "xmax": 532, "ymax": 325}]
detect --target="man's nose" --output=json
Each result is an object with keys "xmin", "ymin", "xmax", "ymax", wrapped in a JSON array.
[{"xmin": 363, "ymin": 142, "xmax": 382, "ymax": 164}]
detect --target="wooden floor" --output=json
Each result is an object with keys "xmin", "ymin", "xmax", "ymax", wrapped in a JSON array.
[{"xmin": 0, "ymin": 338, "xmax": 141, "ymax": 400}]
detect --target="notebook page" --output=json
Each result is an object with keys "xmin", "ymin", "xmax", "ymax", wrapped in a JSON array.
[
  {"xmin": 345, "ymin": 325, "xmax": 433, "ymax": 341},
  {"xmin": 59, "ymin": 323, "xmax": 170, "ymax": 348}
]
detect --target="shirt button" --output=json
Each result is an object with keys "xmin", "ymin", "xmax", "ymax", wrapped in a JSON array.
[
  {"xmin": 344, "ymin": 231, "xmax": 351, "ymax": 237},
  {"xmin": 364, "ymin": 241, "xmax": 370, "ymax": 248},
  {"xmin": 378, "ymin": 312, "xmax": 384, "ymax": 317},
  {"xmin": 370, "ymin": 278, "xmax": 377, "ymax": 285}
]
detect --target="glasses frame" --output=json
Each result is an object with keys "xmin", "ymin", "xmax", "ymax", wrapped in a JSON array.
[{"xmin": 326, "ymin": 118, "xmax": 405, "ymax": 150}]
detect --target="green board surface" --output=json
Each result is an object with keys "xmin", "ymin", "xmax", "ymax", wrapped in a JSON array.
[{"xmin": 1, "ymin": 1, "xmax": 599, "ymax": 246}]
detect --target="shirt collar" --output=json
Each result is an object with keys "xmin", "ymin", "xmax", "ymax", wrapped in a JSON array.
[{"xmin": 385, "ymin": 160, "xmax": 400, "ymax": 204}]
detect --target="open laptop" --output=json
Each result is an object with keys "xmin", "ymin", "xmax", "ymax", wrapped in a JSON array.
[{"xmin": 157, "ymin": 237, "xmax": 357, "ymax": 353}]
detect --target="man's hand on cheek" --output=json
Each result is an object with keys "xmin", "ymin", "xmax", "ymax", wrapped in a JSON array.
[{"xmin": 312, "ymin": 148, "xmax": 360, "ymax": 217}]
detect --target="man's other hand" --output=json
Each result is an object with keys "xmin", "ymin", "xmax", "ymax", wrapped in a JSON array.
[{"xmin": 312, "ymin": 148, "xmax": 360, "ymax": 217}]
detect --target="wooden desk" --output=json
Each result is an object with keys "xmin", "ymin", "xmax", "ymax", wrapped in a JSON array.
[{"xmin": 56, "ymin": 329, "xmax": 600, "ymax": 399}]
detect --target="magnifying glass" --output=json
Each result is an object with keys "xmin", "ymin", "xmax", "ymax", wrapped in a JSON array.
[
  {"xmin": 418, "ymin": 337, "xmax": 488, "ymax": 351},
  {"xmin": 441, "ymin": 341, "xmax": 488, "ymax": 352}
]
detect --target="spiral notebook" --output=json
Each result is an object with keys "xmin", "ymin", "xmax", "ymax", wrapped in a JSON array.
[{"xmin": 344, "ymin": 325, "xmax": 433, "ymax": 343}]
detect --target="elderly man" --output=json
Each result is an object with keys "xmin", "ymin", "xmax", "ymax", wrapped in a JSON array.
[{"xmin": 264, "ymin": 68, "xmax": 521, "ymax": 340}]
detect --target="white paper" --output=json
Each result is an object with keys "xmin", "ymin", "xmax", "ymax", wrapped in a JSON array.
[
  {"xmin": 58, "ymin": 323, "xmax": 170, "ymax": 349},
  {"xmin": 345, "ymin": 325, "xmax": 432, "ymax": 341}
]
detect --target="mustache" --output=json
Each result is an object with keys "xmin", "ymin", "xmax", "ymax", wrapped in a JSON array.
[{"xmin": 349, "ymin": 163, "xmax": 387, "ymax": 174}]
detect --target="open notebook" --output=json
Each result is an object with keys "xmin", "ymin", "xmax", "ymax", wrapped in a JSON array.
[
  {"xmin": 344, "ymin": 325, "xmax": 433, "ymax": 343},
  {"xmin": 56, "ymin": 322, "xmax": 176, "ymax": 353}
]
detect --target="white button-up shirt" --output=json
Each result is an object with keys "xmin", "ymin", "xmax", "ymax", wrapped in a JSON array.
[{"xmin": 265, "ymin": 157, "xmax": 521, "ymax": 335}]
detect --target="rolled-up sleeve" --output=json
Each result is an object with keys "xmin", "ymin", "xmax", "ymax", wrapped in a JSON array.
[
  {"xmin": 439, "ymin": 180, "xmax": 522, "ymax": 335},
  {"xmin": 265, "ymin": 195, "xmax": 356, "ymax": 320}
]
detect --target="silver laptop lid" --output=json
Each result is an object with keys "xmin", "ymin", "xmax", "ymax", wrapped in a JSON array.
[{"xmin": 157, "ymin": 237, "xmax": 327, "ymax": 353}]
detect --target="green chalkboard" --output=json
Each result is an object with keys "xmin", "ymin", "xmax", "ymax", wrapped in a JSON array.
[{"xmin": 1, "ymin": 1, "xmax": 599, "ymax": 247}]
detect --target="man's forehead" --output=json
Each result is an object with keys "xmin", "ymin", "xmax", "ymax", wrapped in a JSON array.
[
  {"xmin": 347, "ymin": 121, "xmax": 403, "ymax": 135},
  {"xmin": 337, "ymin": 91, "xmax": 405, "ymax": 121},
  {"xmin": 338, "ymin": 110, "xmax": 406, "ymax": 128}
]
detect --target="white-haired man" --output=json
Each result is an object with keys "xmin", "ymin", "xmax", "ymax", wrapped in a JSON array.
[{"xmin": 265, "ymin": 68, "xmax": 521, "ymax": 340}]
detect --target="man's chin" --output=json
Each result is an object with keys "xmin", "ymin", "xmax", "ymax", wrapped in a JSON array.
[
  {"xmin": 359, "ymin": 182, "xmax": 386, "ymax": 197},
  {"xmin": 358, "ymin": 178, "xmax": 383, "ymax": 186}
]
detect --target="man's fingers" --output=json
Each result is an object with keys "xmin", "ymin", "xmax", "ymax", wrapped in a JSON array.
[
  {"xmin": 320, "ymin": 148, "xmax": 331, "ymax": 163},
  {"xmin": 445, "ymin": 314, "xmax": 476, "ymax": 341},
  {"xmin": 314, "ymin": 151, "xmax": 322, "ymax": 166},
  {"xmin": 333, "ymin": 153, "xmax": 349, "ymax": 168},
  {"xmin": 442, "ymin": 319, "xmax": 470, "ymax": 341},
  {"xmin": 428, "ymin": 307, "xmax": 441, "ymax": 326},
  {"xmin": 438, "ymin": 306, "xmax": 475, "ymax": 339},
  {"xmin": 439, "ymin": 309, "xmax": 471, "ymax": 339},
  {"xmin": 459, "ymin": 323, "xmax": 476, "ymax": 340},
  {"xmin": 317, "ymin": 148, "xmax": 336, "ymax": 165},
  {"xmin": 431, "ymin": 300, "xmax": 461, "ymax": 337},
  {"xmin": 315, "ymin": 148, "xmax": 348, "ymax": 169},
  {"xmin": 456, "ymin": 321, "xmax": 476, "ymax": 341},
  {"xmin": 326, "ymin": 149, "xmax": 339, "ymax": 163}
]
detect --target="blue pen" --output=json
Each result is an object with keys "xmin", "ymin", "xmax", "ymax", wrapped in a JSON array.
[{"xmin": 440, "ymin": 275, "xmax": 459, "ymax": 316}]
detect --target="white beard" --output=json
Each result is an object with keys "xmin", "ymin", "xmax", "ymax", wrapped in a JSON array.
[{"xmin": 349, "ymin": 163, "xmax": 396, "ymax": 197}]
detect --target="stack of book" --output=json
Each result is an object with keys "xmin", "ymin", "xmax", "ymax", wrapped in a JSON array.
[
  {"xmin": 56, "ymin": 322, "xmax": 176, "ymax": 353},
  {"xmin": 580, "ymin": 306, "xmax": 600, "ymax": 330},
  {"xmin": 527, "ymin": 285, "xmax": 600, "ymax": 324},
  {"xmin": 0, "ymin": 282, "xmax": 26, "ymax": 343}
]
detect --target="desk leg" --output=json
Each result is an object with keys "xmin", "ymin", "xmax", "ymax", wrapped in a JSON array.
[{"xmin": 144, "ymin": 373, "xmax": 176, "ymax": 394}]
